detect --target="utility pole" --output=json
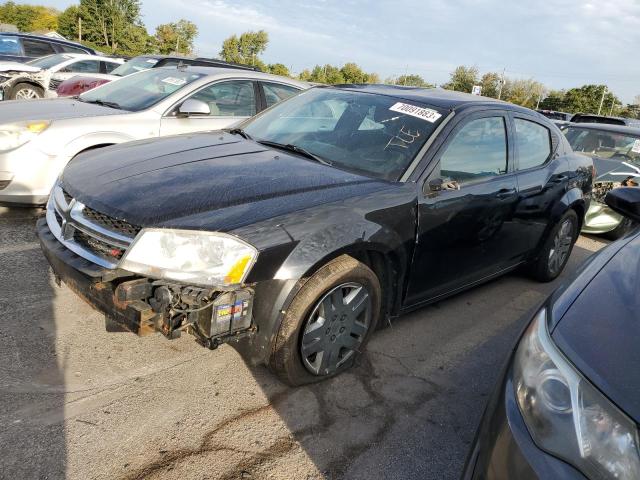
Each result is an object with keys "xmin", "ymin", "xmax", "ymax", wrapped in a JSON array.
[
  {"xmin": 403, "ymin": 64, "xmax": 408, "ymax": 85},
  {"xmin": 497, "ymin": 67, "xmax": 506, "ymax": 100},
  {"xmin": 536, "ymin": 93, "xmax": 543, "ymax": 110},
  {"xmin": 176, "ymin": 36, "xmax": 180, "ymax": 53},
  {"xmin": 597, "ymin": 86, "xmax": 607, "ymax": 116},
  {"xmin": 609, "ymin": 99, "xmax": 617, "ymax": 116},
  {"xmin": 78, "ymin": 16, "xmax": 82, "ymax": 42}
]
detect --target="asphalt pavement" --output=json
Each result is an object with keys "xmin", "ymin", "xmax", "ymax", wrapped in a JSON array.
[{"xmin": 0, "ymin": 206, "xmax": 608, "ymax": 480}]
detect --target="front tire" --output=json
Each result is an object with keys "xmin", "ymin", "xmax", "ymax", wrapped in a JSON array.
[
  {"xmin": 528, "ymin": 209, "xmax": 578, "ymax": 282},
  {"xmin": 269, "ymin": 255, "xmax": 381, "ymax": 386},
  {"xmin": 11, "ymin": 83, "xmax": 44, "ymax": 100},
  {"xmin": 603, "ymin": 217, "xmax": 636, "ymax": 241}
]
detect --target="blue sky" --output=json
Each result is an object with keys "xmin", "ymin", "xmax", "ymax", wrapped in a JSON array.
[{"xmin": 22, "ymin": 0, "xmax": 640, "ymax": 103}]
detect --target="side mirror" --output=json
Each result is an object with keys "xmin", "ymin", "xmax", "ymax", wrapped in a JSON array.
[
  {"xmin": 605, "ymin": 187, "xmax": 640, "ymax": 223},
  {"xmin": 177, "ymin": 99, "xmax": 210, "ymax": 117},
  {"xmin": 428, "ymin": 178, "xmax": 443, "ymax": 192}
]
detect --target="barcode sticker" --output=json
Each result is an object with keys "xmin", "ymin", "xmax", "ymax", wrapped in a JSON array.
[
  {"xmin": 389, "ymin": 102, "xmax": 442, "ymax": 123},
  {"xmin": 632, "ymin": 139, "xmax": 640, "ymax": 154}
]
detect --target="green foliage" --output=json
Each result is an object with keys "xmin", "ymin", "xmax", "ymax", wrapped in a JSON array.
[
  {"xmin": 0, "ymin": 1, "xmax": 58, "ymax": 32},
  {"xmin": 219, "ymin": 30, "xmax": 268, "ymax": 67},
  {"xmin": 442, "ymin": 65, "xmax": 479, "ymax": 93},
  {"xmin": 502, "ymin": 78, "xmax": 545, "ymax": 109},
  {"xmin": 78, "ymin": 0, "xmax": 146, "ymax": 54},
  {"xmin": 154, "ymin": 19, "xmax": 197, "ymax": 55},
  {"xmin": 266, "ymin": 63, "xmax": 290, "ymax": 77},
  {"xmin": 479, "ymin": 72, "xmax": 501, "ymax": 98},
  {"xmin": 392, "ymin": 74, "xmax": 434, "ymax": 88},
  {"xmin": 540, "ymin": 85, "xmax": 620, "ymax": 114},
  {"xmin": 56, "ymin": 5, "xmax": 80, "ymax": 40},
  {"xmin": 299, "ymin": 63, "xmax": 378, "ymax": 84}
]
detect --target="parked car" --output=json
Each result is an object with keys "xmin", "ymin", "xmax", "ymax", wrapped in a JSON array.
[
  {"xmin": 55, "ymin": 55, "xmax": 258, "ymax": 97},
  {"xmin": 0, "ymin": 32, "xmax": 96, "ymax": 63},
  {"xmin": 463, "ymin": 187, "xmax": 640, "ymax": 480},
  {"xmin": 564, "ymin": 123, "xmax": 640, "ymax": 238},
  {"xmin": 571, "ymin": 113, "xmax": 640, "ymax": 127},
  {"xmin": 0, "ymin": 65, "xmax": 307, "ymax": 205},
  {"xmin": 37, "ymin": 85, "xmax": 593, "ymax": 386},
  {"xmin": 537, "ymin": 109, "xmax": 572, "ymax": 122},
  {"xmin": 0, "ymin": 53, "xmax": 124, "ymax": 100}
]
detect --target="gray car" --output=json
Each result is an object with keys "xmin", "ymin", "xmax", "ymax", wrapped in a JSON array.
[
  {"xmin": 564, "ymin": 123, "xmax": 640, "ymax": 238},
  {"xmin": 0, "ymin": 66, "xmax": 308, "ymax": 205}
]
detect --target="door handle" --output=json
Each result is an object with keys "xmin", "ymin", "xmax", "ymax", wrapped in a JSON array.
[{"xmin": 496, "ymin": 188, "xmax": 516, "ymax": 199}]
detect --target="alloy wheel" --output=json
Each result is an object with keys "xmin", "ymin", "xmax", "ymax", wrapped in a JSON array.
[
  {"xmin": 15, "ymin": 89, "xmax": 40, "ymax": 100},
  {"xmin": 548, "ymin": 219, "xmax": 574, "ymax": 276},
  {"xmin": 301, "ymin": 282, "xmax": 372, "ymax": 376}
]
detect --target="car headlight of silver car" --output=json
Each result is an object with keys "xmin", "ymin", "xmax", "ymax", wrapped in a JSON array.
[
  {"xmin": 118, "ymin": 229, "xmax": 258, "ymax": 287},
  {"xmin": 514, "ymin": 308, "xmax": 640, "ymax": 479},
  {"xmin": 0, "ymin": 121, "xmax": 50, "ymax": 152}
]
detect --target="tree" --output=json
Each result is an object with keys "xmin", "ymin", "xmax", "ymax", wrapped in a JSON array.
[
  {"xmin": 561, "ymin": 85, "xmax": 620, "ymax": 114},
  {"xmin": 539, "ymin": 90, "xmax": 567, "ymax": 111},
  {"xmin": 0, "ymin": 2, "xmax": 58, "ymax": 32},
  {"xmin": 442, "ymin": 65, "xmax": 479, "ymax": 93},
  {"xmin": 79, "ymin": 0, "xmax": 146, "ymax": 54},
  {"xmin": 479, "ymin": 72, "xmax": 501, "ymax": 98},
  {"xmin": 267, "ymin": 63, "xmax": 290, "ymax": 77},
  {"xmin": 57, "ymin": 5, "xmax": 80, "ymax": 40},
  {"xmin": 340, "ymin": 62, "xmax": 369, "ymax": 83},
  {"xmin": 155, "ymin": 19, "xmax": 198, "ymax": 55},
  {"xmin": 219, "ymin": 30, "xmax": 269, "ymax": 67},
  {"xmin": 298, "ymin": 63, "xmax": 378, "ymax": 84},
  {"xmin": 502, "ymin": 78, "xmax": 546, "ymax": 109},
  {"xmin": 394, "ymin": 74, "xmax": 433, "ymax": 88}
]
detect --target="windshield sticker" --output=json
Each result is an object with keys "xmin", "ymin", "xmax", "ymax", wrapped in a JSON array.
[
  {"xmin": 161, "ymin": 77, "xmax": 187, "ymax": 86},
  {"xmin": 632, "ymin": 139, "xmax": 640, "ymax": 154},
  {"xmin": 146, "ymin": 59, "xmax": 159, "ymax": 64},
  {"xmin": 389, "ymin": 102, "xmax": 442, "ymax": 123}
]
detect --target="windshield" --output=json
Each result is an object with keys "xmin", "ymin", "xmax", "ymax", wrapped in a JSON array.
[
  {"xmin": 243, "ymin": 88, "xmax": 445, "ymax": 181},
  {"xmin": 79, "ymin": 68, "xmax": 205, "ymax": 112},
  {"xmin": 565, "ymin": 127, "xmax": 640, "ymax": 165},
  {"xmin": 26, "ymin": 54, "xmax": 71, "ymax": 69},
  {"xmin": 111, "ymin": 56, "xmax": 159, "ymax": 77}
]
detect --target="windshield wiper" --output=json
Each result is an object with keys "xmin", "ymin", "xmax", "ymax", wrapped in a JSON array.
[
  {"xmin": 80, "ymin": 98, "xmax": 123, "ymax": 110},
  {"xmin": 226, "ymin": 128, "xmax": 253, "ymax": 140},
  {"xmin": 257, "ymin": 140, "xmax": 332, "ymax": 166}
]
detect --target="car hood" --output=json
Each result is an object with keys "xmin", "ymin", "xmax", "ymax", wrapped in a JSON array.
[
  {"xmin": 0, "ymin": 98, "xmax": 123, "ymax": 123},
  {"xmin": 61, "ymin": 132, "xmax": 388, "ymax": 230},
  {"xmin": 0, "ymin": 61, "xmax": 40, "ymax": 73},
  {"xmin": 552, "ymin": 232, "xmax": 640, "ymax": 423},
  {"xmin": 592, "ymin": 156, "xmax": 640, "ymax": 183}
]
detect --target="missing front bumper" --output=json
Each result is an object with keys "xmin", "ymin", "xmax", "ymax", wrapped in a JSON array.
[{"xmin": 37, "ymin": 217, "xmax": 256, "ymax": 348}]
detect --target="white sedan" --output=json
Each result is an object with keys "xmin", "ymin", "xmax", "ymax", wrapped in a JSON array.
[
  {"xmin": 0, "ymin": 53, "xmax": 125, "ymax": 100},
  {"xmin": 0, "ymin": 66, "xmax": 308, "ymax": 205}
]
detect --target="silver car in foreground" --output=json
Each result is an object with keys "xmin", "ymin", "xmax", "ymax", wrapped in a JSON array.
[{"xmin": 0, "ymin": 66, "xmax": 308, "ymax": 205}]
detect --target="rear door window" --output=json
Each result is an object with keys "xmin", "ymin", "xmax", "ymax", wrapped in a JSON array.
[
  {"xmin": 67, "ymin": 60, "xmax": 101, "ymax": 73},
  {"xmin": 0, "ymin": 35, "xmax": 21, "ymax": 55},
  {"xmin": 514, "ymin": 118, "xmax": 551, "ymax": 170},
  {"xmin": 58, "ymin": 44, "xmax": 88, "ymax": 54},
  {"xmin": 262, "ymin": 82, "xmax": 300, "ymax": 108},
  {"xmin": 440, "ymin": 116, "xmax": 508, "ymax": 185},
  {"xmin": 103, "ymin": 61, "xmax": 121, "ymax": 73},
  {"xmin": 23, "ymin": 39, "xmax": 56, "ymax": 57}
]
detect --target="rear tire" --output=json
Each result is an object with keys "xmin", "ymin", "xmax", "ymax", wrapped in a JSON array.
[
  {"xmin": 528, "ymin": 210, "xmax": 578, "ymax": 282},
  {"xmin": 269, "ymin": 255, "xmax": 381, "ymax": 386},
  {"xmin": 11, "ymin": 83, "xmax": 44, "ymax": 100},
  {"xmin": 603, "ymin": 217, "xmax": 636, "ymax": 241}
]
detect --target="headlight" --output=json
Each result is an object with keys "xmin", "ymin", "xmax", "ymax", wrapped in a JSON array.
[
  {"xmin": 0, "ymin": 121, "xmax": 50, "ymax": 152},
  {"xmin": 514, "ymin": 308, "xmax": 640, "ymax": 479},
  {"xmin": 119, "ymin": 229, "xmax": 257, "ymax": 287}
]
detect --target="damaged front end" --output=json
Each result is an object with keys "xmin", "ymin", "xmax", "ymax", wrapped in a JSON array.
[{"xmin": 37, "ymin": 183, "xmax": 258, "ymax": 350}]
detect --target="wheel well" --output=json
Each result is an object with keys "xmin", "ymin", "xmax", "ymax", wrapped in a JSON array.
[
  {"xmin": 73, "ymin": 144, "xmax": 115, "ymax": 158},
  {"xmin": 10, "ymin": 80, "xmax": 44, "ymax": 95},
  {"xmin": 570, "ymin": 202, "xmax": 585, "ymax": 233},
  {"xmin": 304, "ymin": 248, "xmax": 402, "ymax": 324}
]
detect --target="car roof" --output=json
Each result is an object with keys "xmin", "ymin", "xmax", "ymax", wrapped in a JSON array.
[
  {"xmin": 325, "ymin": 84, "xmax": 531, "ymax": 113},
  {"xmin": 153, "ymin": 65, "xmax": 310, "ymax": 87},
  {"xmin": 0, "ymin": 32, "xmax": 95, "ymax": 50},
  {"xmin": 564, "ymin": 122, "xmax": 640, "ymax": 136}
]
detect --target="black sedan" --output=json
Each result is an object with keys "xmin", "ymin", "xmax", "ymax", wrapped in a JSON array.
[
  {"xmin": 463, "ymin": 188, "xmax": 640, "ymax": 480},
  {"xmin": 37, "ymin": 85, "xmax": 593, "ymax": 385}
]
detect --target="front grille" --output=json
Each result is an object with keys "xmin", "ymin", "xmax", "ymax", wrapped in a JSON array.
[
  {"xmin": 49, "ymin": 78, "xmax": 63, "ymax": 91},
  {"xmin": 82, "ymin": 206, "xmax": 141, "ymax": 238},
  {"xmin": 47, "ymin": 184, "xmax": 136, "ymax": 269},
  {"xmin": 73, "ymin": 230, "xmax": 125, "ymax": 260},
  {"xmin": 62, "ymin": 189, "xmax": 73, "ymax": 205}
]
